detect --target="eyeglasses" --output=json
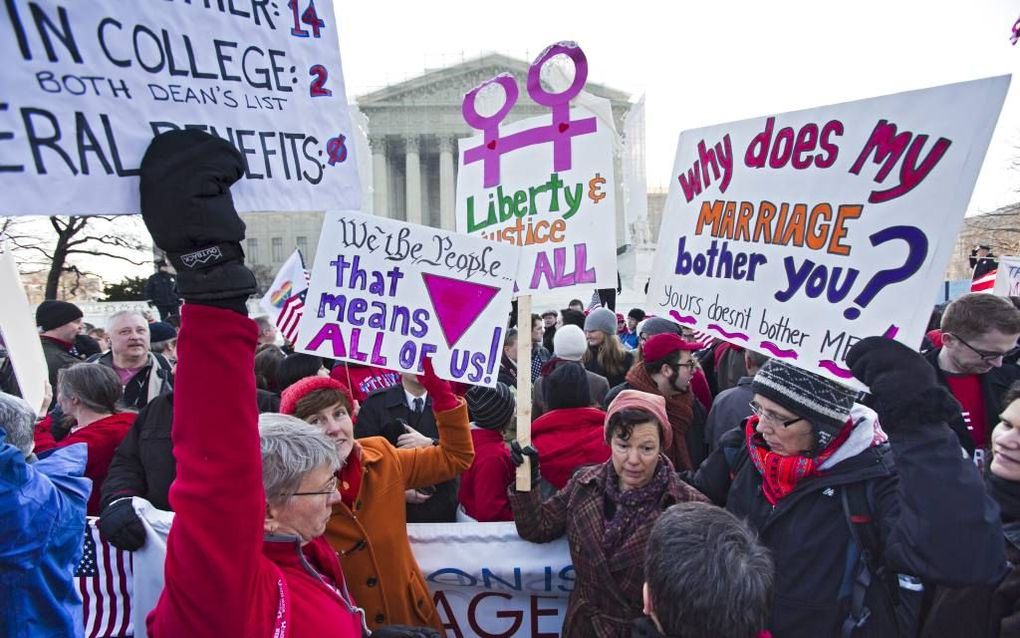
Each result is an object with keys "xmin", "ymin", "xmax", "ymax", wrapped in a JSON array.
[
  {"xmin": 748, "ymin": 401, "xmax": 803, "ymax": 428},
  {"xmin": 290, "ymin": 475, "xmax": 338, "ymax": 497},
  {"xmin": 949, "ymin": 333, "xmax": 1020, "ymax": 362},
  {"xmin": 673, "ymin": 361, "xmax": 698, "ymax": 371}
]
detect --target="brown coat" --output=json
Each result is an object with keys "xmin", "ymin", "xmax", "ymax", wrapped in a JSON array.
[
  {"xmin": 510, "ymin": 459, "xmax": 708, "ymax": 638},
  {"xmin": 324, "ymin": 400, "xmax": 473, "ymax": 631}
]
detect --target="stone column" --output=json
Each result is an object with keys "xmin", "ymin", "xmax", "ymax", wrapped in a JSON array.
[
  {"xmin": 439, "ymin": 136, "xmax": 456, "ymax": 231},
  {"xmin": 370, "ymin": 135, "xmax": 388, "ymax": 218},
  {"xmin": 404, "ymin": 136, "xmax": 422, "ymax": 225}
]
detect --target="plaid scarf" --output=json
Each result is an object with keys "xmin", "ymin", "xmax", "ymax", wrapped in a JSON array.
[
  {"xmin": 745, "ymin": 416, "xmax": 852, "ymax": 505},
  {"xmin": 601, "ymin": 457, "xmax": 671, "ymax": 553}
]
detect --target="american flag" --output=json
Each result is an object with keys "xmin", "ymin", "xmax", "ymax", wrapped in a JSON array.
[
  {"xmin": 75, "ymin": 519, "xmax": 132, "ymax": 638},
  {"xmin": 277, "ymin": 288, "xmax": 307, "ymax": 344},
  {"xmin": 688, "ymin": 329, "xmax": 716, "ymax": 350},
  {"xmin": 586, "ymin": 291, "xmax": 603, "ymax": 311},
  {"xmin": 971, "ymin": 269, "xmax": 997, "ymax": 292}
]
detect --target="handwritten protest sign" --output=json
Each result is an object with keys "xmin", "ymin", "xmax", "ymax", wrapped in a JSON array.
[
  {"xmin": 647, "ymin": 76, "xmax": 1009, "ymax": 386},
  {"xmin": 0, "ymin": 244, "xmax": 47, "ymax": 413},
  {"xmin": 456, "ymin": 42, "xmax": 617, "ymax": 296},
  {"xmin": 1, "ymin": 1, "xmax": 359, "ymax": 216},
  {"xmin": 297, "ymin": 211, "xmax": 519, "ymax": 386},
  {"xmin": 994, "ymin": 257, "xmax": 1020, "ymax": 296}
]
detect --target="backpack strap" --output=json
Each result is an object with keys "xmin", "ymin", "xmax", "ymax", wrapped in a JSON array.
[{"xmin": 840, "ymin": 481, "xmax": 879, "ymax": 637}]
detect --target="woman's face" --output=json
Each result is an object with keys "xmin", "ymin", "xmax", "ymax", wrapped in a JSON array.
[
  {"xmin": 611, "ymin": 422, "xmax": 661, "ymax": 491},
  {"xmin": 586, "ymin": 330, "xmax": 606, "ymax": 347},
  {"xmin": 266, "ymin": 463, "xmax": 340, "ymax": 542},
  {"xmin": 752, "ymin": 394, "xmax": 814, "ymax": 457},
  {"xmin": 303, "ymin": 401, "xmax": 355, "ymax": 461},
  {"xmin": 991, "ymin": 398, "xmax": 1020, "ymax": 481}
]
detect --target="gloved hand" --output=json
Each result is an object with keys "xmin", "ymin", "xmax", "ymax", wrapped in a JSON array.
[
  {"xmin": 846, "ymin": 336, "xmax": 950, "ymax": 430},
  {"xmin": 98, "ymin": 499, "xmax": 146, "ymax": 551},
  {"xmin": 372, "ymin": 626, "xmax": 441, "ymax": 638},
  {"xmin": 510, "ymin": 440, "xmax": 541, "ymax": 486},
  {"xmin": 417, "ymin": 357, "xmax": 458, "ymax": 412},
  {"xmin": 139, "ymin": 129, "xmax": 256, "ymax": 312}
]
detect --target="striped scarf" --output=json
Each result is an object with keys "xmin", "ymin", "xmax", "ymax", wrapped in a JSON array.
[{"xmin": 745, "ymin": 416, "xmax": 852, "ymax": 505}]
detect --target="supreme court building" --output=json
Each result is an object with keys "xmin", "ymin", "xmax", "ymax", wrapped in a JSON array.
[{"xmin": 241, "ymin": 53, "xmax": 644, "ymax": 290}]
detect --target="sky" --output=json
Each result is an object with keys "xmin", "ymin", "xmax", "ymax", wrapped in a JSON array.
[{"xmin": 334, "ymin": 0, "xmax": 1020, "ymax": 213}]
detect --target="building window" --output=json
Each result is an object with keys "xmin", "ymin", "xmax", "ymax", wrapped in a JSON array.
[
  {"xmin": 272, "ymin": 237, "xmax": 283, "ymax": 262},
  {"xmin": 296, "ymin": 236, "xmax": 308, "ymax": 255},
  {"xmin": 246, "ymin": 238, "xmax": 259, "ymax": 264}
]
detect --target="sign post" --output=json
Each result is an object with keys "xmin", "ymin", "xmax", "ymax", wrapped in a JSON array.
[{"xmin": 515, "ymin": 295, "xmax": 532, "ymax": 491}]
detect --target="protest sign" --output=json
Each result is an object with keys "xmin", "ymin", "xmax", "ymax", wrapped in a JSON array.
[
  {"xmin": 258, "ymin": 248, "xmax": 309, "ymax": 343},
  {"xmin": 0, "ymin": 244, "xmax": 47, "ymax": 413},
  {"xmin": 1, "ymin": 0, "xmax": 360, "ymax": 216},
  {"xmin": 456, "ymin": 42, "xmax": 617, "ymax": 297},
  {"xmin": 85, "ymin": 513, "xmax": 574, "ymax": 638},
  {"xmin": 297, "ymin": 211, "xmax": 519, "ymax": 386},
  {"xmin": 994, "ymin": 257, "xmax": 1020, "ymax": 296},
  {"xmin": 646, "ymin": 76, "xmax": 1009, "ymax": 386}
]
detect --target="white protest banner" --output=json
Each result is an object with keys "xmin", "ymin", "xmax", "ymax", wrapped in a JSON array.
[
  {"xmin": 89, "ymin": 513, "xmax": 574, "ymax": 638},
  {"xmin": 0, "ymin": 244, "xmax": 47, "ymax": 413},
  {"xmin": 456, "ymin": 42, "xmax": 617, "ymax": 297},
  {"xmin": 647, "ymin": 76, "xmax": 1009, "ymax": 387},
  {"xmin": 297, "ymin": 211, "xmax": 520, "ymax": 386},
  {"xmin": 410, "ymin": 523, "xmax": 572, "ymax": 638},
  {"xmin": 994, "ymin": 257, "xmax": 1020, "ymax": 296},
  {"xmin": 1, "ymin": 1, "xmax": 360, "ymax": 216}
]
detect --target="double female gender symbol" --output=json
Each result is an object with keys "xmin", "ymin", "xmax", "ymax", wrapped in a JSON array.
[{"xmin": 461, "ymin": 42, "xmax": 598, "ymax": 188}]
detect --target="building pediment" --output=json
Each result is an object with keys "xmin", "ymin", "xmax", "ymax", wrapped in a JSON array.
[{"xmin": 357, "ymin": 52, "xmax": 630, "ymax": 108}]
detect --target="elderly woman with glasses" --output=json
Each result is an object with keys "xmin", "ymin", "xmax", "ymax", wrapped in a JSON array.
[
  {"xmin": 509, "ymin": 390, "xmax": 708, "ymax": 637},
  {"xmin": 141, "ymin": 128, "xmax": 437, "ymax": 638},
  {"xmin": 684, "ymin": 340, "xmax": 1007, "ymax": 637}
]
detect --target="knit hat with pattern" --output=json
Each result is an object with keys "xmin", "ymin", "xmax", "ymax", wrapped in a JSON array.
[{"xmin": 752, "ymin": 359, "xmax": 856, "ymax": 448}]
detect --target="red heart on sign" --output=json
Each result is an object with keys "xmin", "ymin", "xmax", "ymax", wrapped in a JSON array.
[
  {"xmin": 558, "ymin": 122, "xmax": 569, "ymax": 133},
  {"xmin": 487, "ymin": 140, "xmax": 497, "ymax": 150}
]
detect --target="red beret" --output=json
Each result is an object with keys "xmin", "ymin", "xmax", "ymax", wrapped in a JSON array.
[
  {"xmin": 642, "ymin": 333, "xmax": 700, "ymax": 363},
  {"xmin": 279, "ymin": 376, "xmax": 355, "ymax": 417}
]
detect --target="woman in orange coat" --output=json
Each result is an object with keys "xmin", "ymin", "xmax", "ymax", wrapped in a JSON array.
[{"xmin": 279, "ymin": 369, "xmax": 474, "ymax": 631}]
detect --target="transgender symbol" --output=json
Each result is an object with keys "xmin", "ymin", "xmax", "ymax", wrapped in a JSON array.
[{"xmin": 461, "ymin": 42, "xmax": 598, "ymax": 188}]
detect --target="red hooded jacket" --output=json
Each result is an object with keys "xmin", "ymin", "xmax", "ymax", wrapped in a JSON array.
[
  {"xmin": 147, "ymin": 304, "xmax": 363, "ymax": 638},
  {"xmin": 531, "ymin": 407, "xmax": 611, "ymax": 489}
]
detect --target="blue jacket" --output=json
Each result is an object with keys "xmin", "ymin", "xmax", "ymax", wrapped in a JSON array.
[{"xmin": 0, "ymin": 428, "xmax": 91, "ymax": 638}]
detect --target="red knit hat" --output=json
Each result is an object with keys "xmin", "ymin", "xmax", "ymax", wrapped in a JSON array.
[
  {"xmin": 605, "ymin": 389, "xmax": 672, "ymax": 451},
  {"xmin": 279, "ymin": 376, "xmax": 355, "ymax": 416},
  {"xmin": 641, "ymin": 333, "xmax": 701, "ymax": 363}
]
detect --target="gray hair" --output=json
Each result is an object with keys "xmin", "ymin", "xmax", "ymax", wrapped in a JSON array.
[
  {"xmin": 106, "ymin": 310, "xmax": 148, "ymax": 333},
  {"xmin": 58, "ymin": 363, "xmax": 123, "ymax": 414},
  {"xmin": 0, "ymin": 392, "xmax": 38, "ymax": 456},
  {"xmin": 259, "ymin": 413, "xmax": 340, "ymax": 506},
  {"xmin": 645, "ymin": 502, "xmax": 773, "ymax": 638},
  {"xmin": 151, "ymin": 339, "xmax": 176, "ymax": 356}
]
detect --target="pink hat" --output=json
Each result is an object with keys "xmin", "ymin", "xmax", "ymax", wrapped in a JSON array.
[
  {"xmin": 604, "ymin": 389, "xmax": 672, "ymax": 451},
  {"xmin": 279, "ymin": 376, "xmax": 355, "ymax": 417}
]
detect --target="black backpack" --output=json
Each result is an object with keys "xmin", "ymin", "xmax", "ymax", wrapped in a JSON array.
[{"xmin": 840, "ymin": 480, "xmax": 924, "ymax": 637}]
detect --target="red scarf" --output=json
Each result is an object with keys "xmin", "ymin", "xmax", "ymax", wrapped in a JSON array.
[{"xmin": 745, "ymin": 416, "xmax": 852, "ymax": 505}]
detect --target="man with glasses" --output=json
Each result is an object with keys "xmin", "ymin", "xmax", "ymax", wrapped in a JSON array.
[
  {"xmin": 602, "ymin": 332, "xmax": 708, "ymax": 469},
  {"xmin": 924, "ymin": 293, "xmax": 1020, "ymax": 461}
]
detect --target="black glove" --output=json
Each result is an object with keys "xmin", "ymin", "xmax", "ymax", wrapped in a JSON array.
[
  {"xmin": 140, "ymin": 130, "xmax": 256, "ymax": 313},
  {"xmin": 371, "ymin": 625, "xmax": 441, "ymax": 638},
  {"xmin": 846, "ymin": 336, "xmax": 954, "ymax": 430},
  {"xmin": 98, "ymin": 499, "xmax": 146, "ymax": 551},
  {"xmin": 510, "ymin": 440, "xmax": 541, "ymax": 486}
]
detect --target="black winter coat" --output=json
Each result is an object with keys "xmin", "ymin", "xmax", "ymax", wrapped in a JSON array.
[
  {"xmin": 355, "ymin": 384, "xmax": 459, "ymax": 523},
  {"xmin": 923, "ymin": 348, "xmax": 1020, "ymax": 456},
  {"xmin": 687, "ymin": 407, "xmax": 1007, "ymax": 637},
  {"xmin": 101, "ymin": 392, "xmax": 175, "ymax": 511}
]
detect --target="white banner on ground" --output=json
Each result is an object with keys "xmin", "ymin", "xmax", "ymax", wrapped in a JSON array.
[
  {"xmin": 1, "ymin": 1, "xmax": 360, "ymax": 216},
  {"xmin": 455, "ymin": 42, "xmax": 618, "ymax": 297},
  {"xmin": 646, "ymin": 76, "xmax": 1010, "ymax": 387},
  {"xmin": 0, "ymin": 244, "xmax": 47, "ymax": 413},
  {"xmin": 89, "ymin": 510, "xmax": 573, "ymax": 638},
  {"xmin": 994, "ymin": 257, "xmax": 1020, "ymax": 296},
  {"xmin": 297, "ymin": 211, "xmax": 520, "ymax": 386}
]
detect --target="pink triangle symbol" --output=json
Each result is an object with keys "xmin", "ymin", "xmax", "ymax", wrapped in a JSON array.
[{"xmin": 421, "ymin": 273, "xmax": 501, "ymax": 348}]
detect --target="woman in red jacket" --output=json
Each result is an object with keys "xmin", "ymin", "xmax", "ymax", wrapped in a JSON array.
[
  {"xmin": 532, "ymin": 363, "xmax": 610, "ymax": 489},
  {"xmin": 34, "ymin": 363, "xmax": 135, "ymax": 515}
]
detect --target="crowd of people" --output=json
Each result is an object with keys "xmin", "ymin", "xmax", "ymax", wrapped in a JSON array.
[{"xmin": 4, "ymin": 129, "xmax": 1020, "ymax": 638}]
